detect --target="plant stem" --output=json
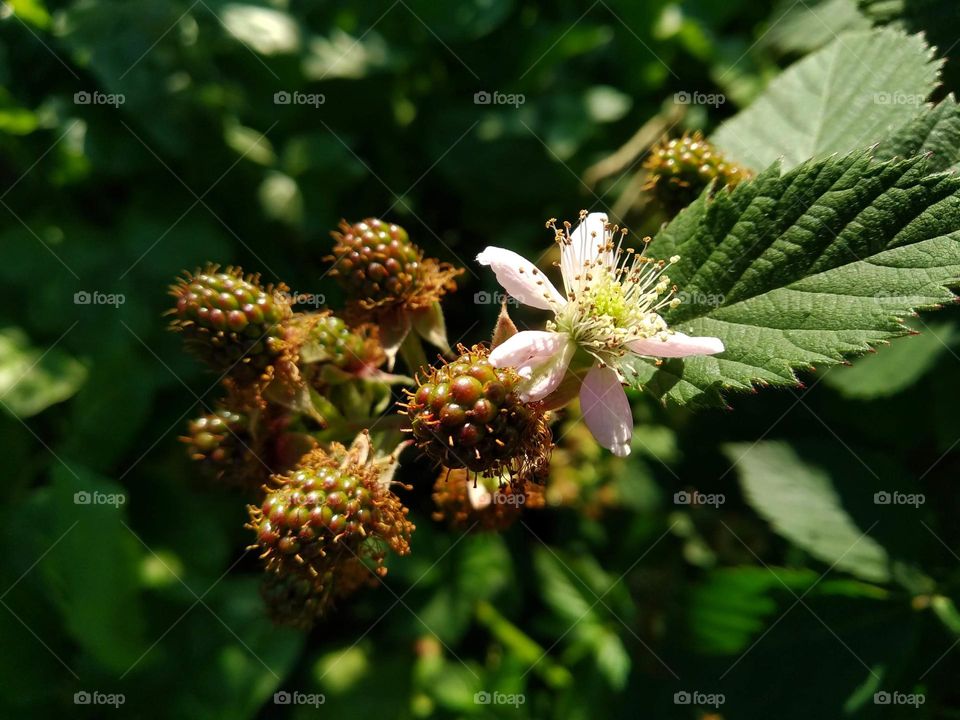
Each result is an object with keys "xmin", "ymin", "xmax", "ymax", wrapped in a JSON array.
[
  {"xmin": 399, "ymin": 331, "xmax": 429, "ymax": 377},
  {"xmin": 475, "ymin": 600, "xmax": 573, "ymax": 689}
]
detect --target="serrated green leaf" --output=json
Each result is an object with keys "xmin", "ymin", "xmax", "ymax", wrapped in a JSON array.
[
  {"xmin": 0, "ymin": 327, "xmax": 87, "ymax": 417},
  {"xmin": 723, "ymin": 442, "xmax": 891, "ymax": 583},
  {"xmin": 822, "ymin": 318, "xmax": 955, "ymax": 399},
  {"xmin": 626, "ymin": 151, "xmax": 960, "ymax": 407},
  {"xmin": 875, "ymin": 94, "xmax": 960, "ymax": 171},
  {"xmin": 714, "ymin": 27, "xmax": 940, "ymax": 171}
]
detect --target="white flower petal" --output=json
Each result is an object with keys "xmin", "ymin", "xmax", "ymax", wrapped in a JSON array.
[
  {"xmin": 488, "ymin": 330, "xmax": 569, "ymax": 369},
  {"xmin": 561, "ymin": 212, "xmax": 616, "ymax": 294},
  {"xmin": 476, "ymin": 246, "xmax": 565, "ymax": 310},
  {"xmin": 628, "ymin": 333, "xmax": 725, "ymax": 358},
  {"xmin": 579, "ymin": 365, "xmax": 633, "ymax": 457},
  {"xmin": 567, "ymin": 212, "xmax": 608, "ymax": 267},
  {"xmin": 518, "ymin": 337, "xmax": 576, "ymax": 401}
]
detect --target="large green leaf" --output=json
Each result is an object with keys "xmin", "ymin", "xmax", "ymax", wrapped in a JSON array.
[
  {"xmin": 625, "ymin": 151, "xmax": 960, "ymax": 407},
  {"xmin": 723, "ymin": 442, "xmax": 892, "ymax": 583},
  {"xmin": 713, "ymin": 28, "xmax": 941, "ymax": 171}
]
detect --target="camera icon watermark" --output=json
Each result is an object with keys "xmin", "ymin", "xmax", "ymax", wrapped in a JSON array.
[
  {"xmin": 674, "ymin": 490, "xmax": 725, "ymax": 508},
  {"xmin": 74, "ymin": 690, "xmax": 125, "ymax": 708},
  {"xmin": 674, "ymin": 690, "xmax": 725, "ymax": 708},
  {"xmin": 74, "ymin": 290, "xmax": 125, "ymax": 308},
  {"xmin": 873, "ymin": 490, "xmax": 925, "ymax": 508},
  {"xmin": 474, "ymin": 691, "xmax": 525, "ymax": 707},
  {"xmin": 873, "ymin": 91, "xmax": 925, "ymax": 106},
  {"xmin": 273, "ymin": 690, "xmax": 325, "ymax": 707},
  {"xmin": 673, "ymin": 90, "xmax": 725, "ymax": 108},
  {"xmin": 74, "ymin": 90, "xmax": 125, "ymax": 108},
  {"xmin": 473, "ymin": 290, "xmax": 519, "ymax": 305},
  {"xmin": 874, "ymin": 691, "xmax": 925, "ymax": 707},
  {"xmin": 74, "ymin": 490, "xmax": 126, "ymax": 508},
  {"xmin": 473, "ymin": 90, "xmax": 525, "ymax": 108},
  {"xmin": 273, "ymin": 90, "xmax": 325, "ymax": 108},
  {"xmin": 675, "ymin": 290, "xmax": 724, "ymax": 308}
]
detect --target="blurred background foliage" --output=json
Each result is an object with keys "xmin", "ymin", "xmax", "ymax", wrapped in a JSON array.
[{"xmin": 3, "ymin": 0, "xmax": 960, "ymax": 717}]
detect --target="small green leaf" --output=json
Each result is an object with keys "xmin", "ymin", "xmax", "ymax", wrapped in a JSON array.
[
  {"xmin": 0, "ymin": 327, "xmax": 87, "ymax": 417},
  {"xmin": 533, "ymin": 547, "xmax": 596, "ymax": 624},
  {"xmin": 44, "ymin": 463, "xmax": 145, "ymax": 671},
  {"xmin": 688, "ymin": 566, "xmax": 819, "ymax": 654},
  {"xmin": 412, "ymin": 301, "xmax": 451, "ymax": 354},
  {"xmin": 714, "ymin": 28, "xmax": 941, "ymax": 171},
  {"xmin": 6, "ymin": 0, "xmax": 51, "ymax": 29},
  {"xmin": 723, "ymin": 442, "xmax": 891, "ymax": 583}
]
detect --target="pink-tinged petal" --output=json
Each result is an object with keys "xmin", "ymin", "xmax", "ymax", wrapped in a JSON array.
[
  {"xmin": 489, "ymin": 330, "xmax": 568, "ymax": 369},
  {"xmin": 628, "ymin": 333, "xmax": 725, "ymax": 359},
  {"xmin": 519, "ymin": 338, "xmax": 576, "ymax": 402},
  {"xmin": 579, "ymin": 365, "xmax": 633, "ymax": 457},
  {"xmin": 477, "ymin": 246, "xmax": 565, "ymax": 311}
]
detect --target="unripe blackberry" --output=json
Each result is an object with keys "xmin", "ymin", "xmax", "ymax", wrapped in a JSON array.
[
  {"xmin": 291, "ymin": 312, "xmax": 384, "ymax": 373},
  {"xmin": 402, "ymin": 345, "xmax": 552, "ymax": 482},
  {"xmin": 329, "ymin": 219, "xmax": 421, "ymax": 308},
  {"xmin": 260, "ymin": 557, "xmax": 373, "ymax": 629},
  {"xmin": 432, "ymin": 468, "xmax": 544, "ymax": 531},
  {"xmin": 169, "ymin": 265, "xmax": 292, "ymax": 380},
  {"xmin": 248, "ymin": 435, "xmax": 414, "ymax": 581},
  {"xmin": 644, "ymin": 132, "xmax": 749, "ymax": 213},
  {"xmin": 184, "ymin": 407, "xmax": 248, "ymax": 473}
]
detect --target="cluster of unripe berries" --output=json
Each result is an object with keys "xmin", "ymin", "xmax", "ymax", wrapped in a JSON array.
[
  {"xmin": 247, "ymin": 442, "xmax": 413, "ymax": 627},
  {"xmin": 644, "ymin": 132, "xmax": 749, "ymax": 213},
  {"xmin": 171, "ymin": 217, "xmax": 558, "ymax": 630}
]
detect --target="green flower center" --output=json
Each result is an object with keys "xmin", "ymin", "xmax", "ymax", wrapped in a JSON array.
[{"xmin": 588, "ymin": 274, "xmax": 631, "ymax": 326}]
